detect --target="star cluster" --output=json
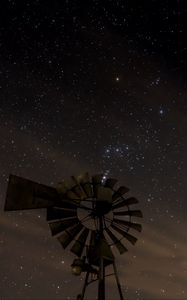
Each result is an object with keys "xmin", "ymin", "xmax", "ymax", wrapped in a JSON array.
[{"xmin": 0, "ymin": 0, "xmax": 187, "ymax": 299}]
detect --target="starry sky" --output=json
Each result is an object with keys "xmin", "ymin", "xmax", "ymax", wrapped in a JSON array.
[{"xmin": 0, "ymin": 0, "xmax": 187, "ymax": 299}]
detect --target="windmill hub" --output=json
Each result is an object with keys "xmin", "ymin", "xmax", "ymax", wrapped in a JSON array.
[
  {"xmin": 77, "ymin": 199, "xmax": 113, "ymax": 230},
  {"xmin": 94, "ymin": 200, "xmax": 112, "ymax": 216}
]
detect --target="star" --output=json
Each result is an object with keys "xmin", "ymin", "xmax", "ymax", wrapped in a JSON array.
[{"xmin": 159, "ymin": 108, "xmax": 164, "ymax": 115}]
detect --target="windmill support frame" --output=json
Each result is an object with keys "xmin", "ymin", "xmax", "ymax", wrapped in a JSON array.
[
  {"xmin": 78, "ymin": 216, "xmax": 124, "ymax": 300},
  {"xmin": 77, "ymin": 261, "xmax": 124, "ymax": 300}
]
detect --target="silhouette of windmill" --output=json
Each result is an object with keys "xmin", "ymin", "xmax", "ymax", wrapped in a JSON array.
[{"xmin": 4, "ymin": 173, "xmax": 143, "ymax": 300}]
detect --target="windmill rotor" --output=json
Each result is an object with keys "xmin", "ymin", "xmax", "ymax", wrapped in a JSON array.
[{"xmin": 46, "ymin": 172, "xmax": 143, "ymax": 261}]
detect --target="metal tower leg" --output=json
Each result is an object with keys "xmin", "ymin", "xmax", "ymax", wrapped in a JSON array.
[
  {"xmin": 113, "ymin": 261, "xmax": 124, "ymax": 300},
  {"xmin": 98, "ymin": 257, "xmax": 105, "ymax": 300},
  {"xmin": 98, "ymin": 216, "xmax": 105, "ymax": 300},
  {"xmin": 77, "ymin": 271, "xmax": 89, "ymax": 300}
]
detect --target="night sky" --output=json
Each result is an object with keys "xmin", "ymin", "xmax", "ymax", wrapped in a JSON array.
[{"xmin": 0, "ymin": 0, "xmax": 187, "ymax": 299}]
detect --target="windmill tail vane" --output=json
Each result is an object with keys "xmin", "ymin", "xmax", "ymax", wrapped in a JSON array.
[{"xmin": 4, "ymin": 172, "xmax": 143, "ymax": 300}]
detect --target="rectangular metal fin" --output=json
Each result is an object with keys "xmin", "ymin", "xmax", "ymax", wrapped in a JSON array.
[
  {"xmin": 92, "ymin": 174, "xmax": 103, "ymax": 184},
  {"xmin": 105, "ymin": 228, "xmax": 128, "ymax": 254},
  {"xmin": 92, "ymin": 174, "xmax": 103, "ymax": 197},
  {"xmin": 82, "ymin": 182, "xmax": 93, "ymax": 198},
  {"xmin": 111, "ymin": 224, "xmax": 137, "ymax": 245},
  {"xmin": 47, "ymin": 207, "xmax": 77, "ymax": 221},
  {"xmin": 71, "ymin": 176, "xmax": 87, "ymax": 199},
  {"xmin": 89, "ymin": 230, "xmax": 97, "ymax": 247},
  {"xmin": 112, "ymin": 197, "xmax": 139, "ymax": 209},
  {"xmin": 48, "ymin": 218, "xmax": 78, "ymax": 236},
  {"xmin": 57, "ymin": 179, "xmax": 81, "ymax": 200},
  {"xmin": 66, "ymin": 190, "xmax": 80, "ymax": 200},
  {"xmin": 98, "ymin": 237, "xmax": 114, "ymax": 261},
  {"xmin": 113, "ymin": 210, "xmax": 143, "ymax": 218},
  {"xmin": 4, "ymin": 174, "xmax": 57, "ymax": 211},
  {"xmin": 57, "ymin": 177, "xmax": 85, "ymax": 200},
  {"xmin": 97, "ymin": 186, "xmax": 112, "ymax": 202},
  {"xmin": 57, "ymin": 223, "xmax": 83, "ymax": 249},
  {"xmin": 112, "ymin": 186, "xmax": 130, "ymax": 201},
  {"xmin": 104, "ymin": 178, "xmax": 118, "ymax": 189},
  {"xmin": 71, "ymin": 227, "xmax": 89, "ymax": 257},
  {"xmin": 77, "ymin": 172, "xmax": 93, "ymax": 198},
  {"xmin": 113, "ymin": 218, "xmax": 142, "ymax": 232}
]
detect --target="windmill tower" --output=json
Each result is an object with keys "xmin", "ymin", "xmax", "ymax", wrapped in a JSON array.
[{"xmin": 4, "ymin": 172, "xmax": 143, "ymax": 300}]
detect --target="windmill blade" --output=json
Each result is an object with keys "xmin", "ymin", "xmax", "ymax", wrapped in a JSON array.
[
  {"xmin": 92, "ymin": 174, "xmax": 104, "ymax": 185},
  {"xmin": 48, "ymin": 218, "xmax": 78, "ymax": 236},
  {"xmin": 57, "ymin": 180, "xmax": 80, "ymax": 200},
  {"xmin": 113, "ymin": 218, "xmax": 142, "ymax": 232},
  {"xmin": 104, "ymin": 178, "xmax": 118, "ymax": 189},
  {"xmin": 87, "ymin": 231, "xmax": 97, "ymax": 264},
  {"xmin": 71, "ymin": 176, "xmax": 87, "ymax": 199},
  {"xmin": 111, "ymin": 224, "xmax": 137, "ymax": 245},
  {"xmin": 71, "ymin": 227, "xmax": 89, "ymax": 257},
  {"xmin": 56, "ymin": 182, "xmax": 69, "ymax": 195},
  {"xmin": 77, "ymin": 172, "xmax": 93, "ymax": 198},
  {"xmin": 97, "ymin": 186, "xmax": 113, "ymax": 203},
  {"xmin": 105, "ymin": 228, "xmax": 128, "ymax": 254},
  {"xmin": 89, "ymin": 230, "xmax": 97, "ymax": 247},
  {"xmin": 66, "ymin": 190, "xmax": 81, "ymax": 200},
  {"xmin": 112, "ymin": 186, "xmax": 130, "ymax": 202},
  {"xmin": 58, "ymin": 177, "xmax": 85, "ymax": 200},
  {"xmin": 97, "ymin": 236, "xmax": 114, "ymax": 262},
  {"xmin": 92, "ymin": 174, "xmax": 104, "ymax": 197},
  {"xmin": 57, "ymin": 223, "xmax": 83, "ymax": 249},
  {"xmin": 112, "ymin": 197, "xmax": 139, "ymax": 209},
  {"xmin": 47, "ymin": 207, "xmax": 77, "ymax": 221},
  {"xmin": 113, "ymin": 210, "xmax": 143, "ymax": 218},
  {"xmin": 4, "ymin": 174, "xmax": 58, "ymax": 211}
]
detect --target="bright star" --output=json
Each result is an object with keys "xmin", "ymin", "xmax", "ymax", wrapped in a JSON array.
[{"xmin": 159, "ymin": 109, "xmax": 164, "ymax": 115}]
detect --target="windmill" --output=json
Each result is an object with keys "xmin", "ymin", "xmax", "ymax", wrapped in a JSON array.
[{"xmin": 4, "ymin": 172, "xmax": 143, "ymax": 300}]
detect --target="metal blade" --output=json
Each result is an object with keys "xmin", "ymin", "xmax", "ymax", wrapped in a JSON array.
[
  {"xmin": 97, "ymin": 186, "xmax": 113, "ymax": 202},
  {"xmin": 57, "ymin": 179, "xmax": 80, "ymax": 200},
  {"xmin": 58, "ymin": 177, "xmax": 83, "ymax": 199},
  {"xmin": 87, "ymin": 231, "xmax": 97, "ymax": 264},
  {"xmin": 89, "ymin": 230, "xmax": 97, "ymax": 247},
  {"xmin": 113, "ymin": 218, "xmax": 142, "ymax": 232},
  {"xmin": 48, "ymin": 217, "xmax": 78, "ymax": 236},
  {"xmin": 92, "ymin": 174, "xmax": 103, "ymax": 185},
  {"xmin": 87, "ymin": 232, "xmax": 114, "ymax": 265},
  {"xmin": 66, "ymin": 190, "xmax": 80, "ymax": 200},
  {"xmin": 4, "ymin": 174, "xmax": 57, "ymax": 211},
  {"xmin": 56, "ymin": 181, "xmax": 69, "ymax": 195},
  {"xmin": 112, "ymin": 186, "xmax": 130, "ymax": 201},
  {"xmin": 92, "ymin": 174, "xmax": 104, "ymax": 197},
  {"xmin": 71, "ymin": 227, "xmax": 89, "ymax": 256},
  {"xmin": 113, "ymin": 210, "xmax": 143, "ymax": 218},
  {"xmin": 77, "ymin": 172, "xmax": 93, "ymax": 198},
  {"xmin": 47, "ymin": 207, "xmax": 77, "ymax": 221},
  {"xmin": 104, "ymin": 178, "xmax": 118, "ymax": 189},
  {"xmin": 98, "ymin": 236, "xmax": 114, "ymax": 261},
  {"xmin": 71, "ymin": 176, "xmax": 87, "ymax": 199},
  {"xmin": 111, "ymin": 224, "xmax": 137, "ymax": 245},
  {"xmin": 112, "ymin": 197, "xmax": 139, "ymax": 209},
  {"xmin": 105, "ymin": 228, "xmax": 128, "ymax": 254},
  {"xmin": 57, "ymin": 223, "xmax": 83, "ymax": 249}
]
